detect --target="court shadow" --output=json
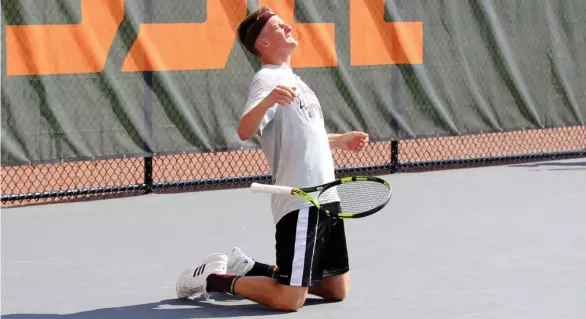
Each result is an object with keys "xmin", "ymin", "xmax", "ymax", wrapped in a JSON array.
[
  {"xmin": 1, "ymin": 295, "xmax": 335, "ymax": 319},
  {"xmin": 509, "ymin": 160, "xmax": 586, "ymax": 171}
]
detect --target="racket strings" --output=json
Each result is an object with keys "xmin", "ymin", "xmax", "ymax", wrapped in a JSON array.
[{"xmin": 317, "ymin": 181, "xmax": 391, "ymax": 215}]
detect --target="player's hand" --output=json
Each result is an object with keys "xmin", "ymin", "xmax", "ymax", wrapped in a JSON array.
[
  {"xmin": 263, "ymin": 85, "xmax": 297, "ymax": 107},
  {"xmin": 336, "ymin": 131, "xmax": 369, "ymax": 152}
]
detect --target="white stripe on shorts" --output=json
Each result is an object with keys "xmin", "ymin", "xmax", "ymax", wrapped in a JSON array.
[{"xmin": 290, "ymin": 207, "xmax": 310, "ymax": 286}]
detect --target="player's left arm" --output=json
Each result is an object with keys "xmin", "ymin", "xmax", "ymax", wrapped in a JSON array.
[
  {"xmin": 328, "ymin": 132, "xmax": 369, "ymax": 152},
  {"xmin": 328, "ymin": 133, "xmax": 341, "ymax": 147}
]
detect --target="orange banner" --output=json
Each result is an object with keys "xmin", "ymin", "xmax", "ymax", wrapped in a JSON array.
[
  {"xmin": 122, "ymin": 0, "xmax": 247, "ymax": 72},
  {"xmin": 350, "ymin": 0, "xmax": 423, "ymax": 65},
  {"xmin": 5, "ymin": 0, "xmax": 423, "ymax": 75},
  {"xmin": 6, "ymin": 0, "xmax": 124, "ymax": 76}
]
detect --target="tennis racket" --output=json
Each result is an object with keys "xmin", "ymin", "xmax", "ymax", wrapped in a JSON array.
[{"xmin": 250, "ymin": 176, "xmax": 392, "ymax": 219}]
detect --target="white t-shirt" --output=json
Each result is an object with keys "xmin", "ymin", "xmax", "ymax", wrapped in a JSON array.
[{"xmin": 242, "ymin": 64, "xmax": 338, "ymax": 224}]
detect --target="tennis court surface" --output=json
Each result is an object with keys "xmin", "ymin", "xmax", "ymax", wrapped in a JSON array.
[{"xmin": 2, "ymin": 158, "xmax": 585, "ymax": 319}]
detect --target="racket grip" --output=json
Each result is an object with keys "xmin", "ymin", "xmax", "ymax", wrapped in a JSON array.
[{"xmin": 250, "ymin": 183, "xmax": 294, "ymax": 195}]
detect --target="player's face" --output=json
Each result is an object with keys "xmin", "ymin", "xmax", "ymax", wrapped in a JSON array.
[{"xmin": 258, "ymin": 15, "xmax": 298, "ymax": 52}]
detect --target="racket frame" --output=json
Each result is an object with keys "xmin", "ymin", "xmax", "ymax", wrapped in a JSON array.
[{"xmin": 250, "ymin": 176, "xmax": 392, "ymax": 219}]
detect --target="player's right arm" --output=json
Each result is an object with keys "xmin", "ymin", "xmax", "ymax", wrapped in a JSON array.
[
  {"xmin": 238, "ymin": 84, "xmax": 297, "ymax": 141},
  {"xmin": 237, "ymin": 97, "xmax": 274, "ymax": 141}
]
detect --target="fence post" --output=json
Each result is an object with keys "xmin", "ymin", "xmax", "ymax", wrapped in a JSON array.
[
  {"xmin": 390, "ymin": 140, "xmax": 399, "ymax": 173},
  {"xmin": 144, "ymin": 157, "xmax": 153, "ymax": 193}
]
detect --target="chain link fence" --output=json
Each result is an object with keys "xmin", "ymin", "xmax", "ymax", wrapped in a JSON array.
[
  {"xmin": 2, "ymin": 125, "xmax": 585, "ymax": 207},
  {"xmin": 2, "ymin": 0, "xmax": 585, "ymax": 206}
]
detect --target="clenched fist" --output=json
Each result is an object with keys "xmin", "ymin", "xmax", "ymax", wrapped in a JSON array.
[{"xmin": 264, "ymin": 85, "xmax": 297, "ymax": 106}]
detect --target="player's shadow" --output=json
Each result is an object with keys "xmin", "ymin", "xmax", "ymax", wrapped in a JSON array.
[{"xmin": 1, "ymin": 294, "xmax": 335, "ymax": 319}]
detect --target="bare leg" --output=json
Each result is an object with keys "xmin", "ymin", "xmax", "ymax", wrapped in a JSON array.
[
  {"xmin": 232, "ymin": 276, "xmax": 309, "ymax": 312},
  {"xmin": 308, "ymin": 273, "xmax": 350, "ymax": 301}
]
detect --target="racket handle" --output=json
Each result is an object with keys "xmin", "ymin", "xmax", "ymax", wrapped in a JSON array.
[{"xmin": 250, "ymin": 183, "xmax": 294, "ymax": 195}]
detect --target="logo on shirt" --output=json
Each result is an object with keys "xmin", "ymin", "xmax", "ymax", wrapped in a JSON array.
[
  {"xmin": 294, "ymin": 92, "xmax": 309, "ymax": 111},
  {"xmin": 295, "ymin": 92, "xmax": 321, "ymax": 119},
  {"xmin": 298, "ymin": 95, "xmax": 307, "ymax": 110}
]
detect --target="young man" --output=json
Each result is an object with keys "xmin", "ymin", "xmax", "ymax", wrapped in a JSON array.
[{"xmin": 175, "ymin": 6, "xmax": 369, "ymax": 311}]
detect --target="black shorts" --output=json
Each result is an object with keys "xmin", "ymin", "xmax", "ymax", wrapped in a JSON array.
[{"xmin": 274, "ymin": 202, "xmax": 350, "ymax": 287}]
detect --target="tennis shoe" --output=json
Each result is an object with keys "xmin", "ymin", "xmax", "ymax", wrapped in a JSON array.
[
  {"xmin": 175, "ymin": 253, "xmax": 228, "ymax": 300},
  {"xmin": 227, "ymin": 247, "xmax": 254, "ymax": 276}
]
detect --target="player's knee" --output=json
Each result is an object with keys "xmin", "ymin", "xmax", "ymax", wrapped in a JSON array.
[
  {"xmin": 323, "ymin": 274, "xmax": 350, "ymax": 301},
  {"xmin": 269, "ymin": 286, "xmax": 307, "ymax": 311},
  {"xmin": 329, "ymin": 284, "xmax": 349, "ymax": 301},
  {"xmin": 273, "ymin": 297, "xmax": 305, "ymax": 312}
]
